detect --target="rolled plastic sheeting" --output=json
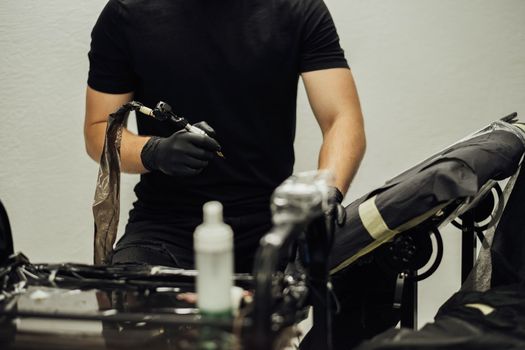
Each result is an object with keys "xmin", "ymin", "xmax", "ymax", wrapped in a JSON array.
[{"xmin": 330, "ymin": 121, "xmax": 525, "ymax": 274}]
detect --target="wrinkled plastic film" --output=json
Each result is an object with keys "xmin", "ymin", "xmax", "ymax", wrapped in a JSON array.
[
  {"xmin": 93, "ymin": 105, "xmax": 131, "ymax": 265},
  {"xmin": 448, "ymin": 120, "xmax": 525, "ymax": 150},
  {"xmin": 270, "ymin": 170, "xmax": 333, "ymax": 225}
]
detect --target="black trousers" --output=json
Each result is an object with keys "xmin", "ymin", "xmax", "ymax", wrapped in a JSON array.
[{"xmin": 111, "ymin": 209, "xmax": 272, "ymax": 273}]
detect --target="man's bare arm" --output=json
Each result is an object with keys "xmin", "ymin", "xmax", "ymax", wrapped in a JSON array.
[
  {"xmin": 84, "ymin": 86, "xmax": 150, "ymax": 174},
  {"xmin": 301, "ymin": 68, "xmax": 366, "ymax": 195}
]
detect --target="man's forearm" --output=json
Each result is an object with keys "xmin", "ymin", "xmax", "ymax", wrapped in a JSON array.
[
  {"xmin": 301, "ymin": 68, "xmax": 365, "ymax": 195},
  {"xmin": 84, "ymin": 88, "xmax": 150, "ymax": 174},
  {"xmin": 318, "ymin": 114, "xmax": 366, "ymax": 196},
  {"xmin": 85, "ymin": 122, "xmax": 150, "ymax": 174}
]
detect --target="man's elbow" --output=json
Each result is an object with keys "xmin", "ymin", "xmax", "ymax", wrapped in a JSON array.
[
  {"xmin": 358, "ymin": 127, "xmax": 366, "ymax": 157},
  {"xmin": 84, "ymin": 126, "xmax": 102, "ymax": 163},
  {"xmin": 352, "ymin": 129, "xmax": 366, "ymax": 167},
  {"xmin": 84, "ymin": 139, "xmax": 100, "ymax": 163},
  {"xmin": 340, "ymin": 114, "xmax": 366, "ymax": 156}
]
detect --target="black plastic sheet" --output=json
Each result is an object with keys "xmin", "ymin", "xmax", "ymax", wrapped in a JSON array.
[
  {"xmin": 355, "ymin": 283, "xmax": 525, "ymax": 350},
  {"xmin": 330, "ymin": 122, "xmax": 525, "ymax": 274}
]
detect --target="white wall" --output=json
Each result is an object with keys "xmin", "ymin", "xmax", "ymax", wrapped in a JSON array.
[{"xmin": 1, "ymin": 0, "xmax": 524, "ymax": 326}]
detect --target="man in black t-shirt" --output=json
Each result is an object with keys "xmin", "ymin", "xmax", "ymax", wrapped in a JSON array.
[
  {"xmin": 85, "ymin": 0, "xmax": 365, "ymax": 271},
  {"xmin": 84, "ymin": 1, "xmax": 383, "ymax": 348}
]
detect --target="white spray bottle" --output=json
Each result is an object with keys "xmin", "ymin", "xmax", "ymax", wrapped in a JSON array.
[{"xmin": 194, "ymin": 201, "xmax": 234, "ymax": 317}]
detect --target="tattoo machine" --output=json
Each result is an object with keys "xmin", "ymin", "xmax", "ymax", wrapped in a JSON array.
[{"xmin": 129, "ymin": 101, "xmax": 225, "ymax": 158}]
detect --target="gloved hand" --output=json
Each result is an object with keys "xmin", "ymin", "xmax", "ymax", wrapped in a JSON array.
[
  {"xmin": 140, "ymin": 121, "xmax": 221, "ymax": 176},
  {"xmin": 326, "ymin": 186, "xmax": 346, "ymax": 227}
]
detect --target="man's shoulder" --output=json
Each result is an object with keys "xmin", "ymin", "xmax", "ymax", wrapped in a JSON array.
[
  {"xmin": 108, "ymin": 0, "xmax": 166, "ymax": 13},
  {"xmin": 279, "ymin": 0, "xmax": 325, "ymax": 8},
  {"xmin": 274, "ymin": 0, "xmax": 328, "ymax": 20},
  {"xmin": 110, "ymin": 0, "xmax": 155, "ymax": 10},
  {"xmin": 112, "ymin": 0, "xmax": 147, "ymax": 6},
  {"xmin": 103, "ymin": 0, "xmax": 174, "ymax": 23},
  {"xmin": 110, "ymin": 0, "xmax": 323, "ymax": 13}
]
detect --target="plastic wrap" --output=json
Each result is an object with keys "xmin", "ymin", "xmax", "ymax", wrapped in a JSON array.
[
  {"xmin": 92, "ymin": 104, "xmax": 131, "ymax": 265},
  {"xmin": 330, "ymin": 120, "xmax": 525, "ymax": 274}
]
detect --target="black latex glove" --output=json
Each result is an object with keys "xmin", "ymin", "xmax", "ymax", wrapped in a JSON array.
[
  {"xmin": 327, "ymin": 186, "xmax": 346, "ymax": 227},
  {"xmin": 140, "ymin": 121, "xmax": 221, "ymax": 176},
  {"xmin": 192, "ymin": 121, "xmax": 217, "ymax": 139}
]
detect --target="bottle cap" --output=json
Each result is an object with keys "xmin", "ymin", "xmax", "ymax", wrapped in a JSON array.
[
  {"xmin": 194, "ymin": 201, "xmax": 233, "ymax": 252},
  {"xmin": 203, "ymin": 201, "xmax": 223, "ymax": 224}
]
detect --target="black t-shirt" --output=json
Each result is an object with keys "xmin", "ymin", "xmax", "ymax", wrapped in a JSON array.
[{"xmin": 88, "ymin": 0, "xmax": 348, "ymax": 217}]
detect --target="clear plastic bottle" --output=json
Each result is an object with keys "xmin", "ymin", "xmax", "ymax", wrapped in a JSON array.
[{"xmin": 194, "ymin": 201, "xmax": 234, "ymax": 317}]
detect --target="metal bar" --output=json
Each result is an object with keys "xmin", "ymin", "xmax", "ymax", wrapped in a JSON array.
[
  {"xmin": 306, "ymin": 217, "xmax": 332, "ymax": 350},
  {"xmin": 0, "ymin": 309, "xmax": 236, "ymax": 328},
  {"xmin": 400, "ymin": 272, "xmax": 417, "ymax": 329},
  {"xmin": 461, "ymin": 211, "xmax": 477, "ymax": 283}
]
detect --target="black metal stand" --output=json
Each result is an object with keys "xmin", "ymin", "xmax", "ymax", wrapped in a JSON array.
[
  {"xmin": 399, "ymin": 272, "xmax": 418, "ymax": 329},
  {"xmin": 461, "ymin": 211, "xmax": 477, "ymax": 283},
  {"xmin": 305, "ymin": 216, "xmax": 333, "ymax": 350}
]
